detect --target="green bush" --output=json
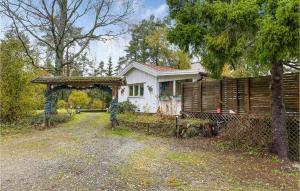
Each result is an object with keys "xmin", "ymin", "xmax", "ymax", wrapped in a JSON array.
[
  {"xmin": 0, "ymin": 35, "xmax": 46, "ymax": 121},
  {"xmin": 68, "ymin": 90, "xmax": 90, "ymax": 108},
  {"xmin": 90, "ymin": 99, "xmax": 104, "ymax": 109},
  {"xmin": 117, "ymin": 101, "xmax": 137, "ymax": 113},
  {"xmin": 57, "ymin": 100, "xmax": 68, "ymax": 109}
]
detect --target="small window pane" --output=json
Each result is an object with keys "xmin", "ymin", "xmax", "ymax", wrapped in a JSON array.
[
  {"xmin": 129, "ymin": 86, "xmax": 133, "ymax": 96},
  {"xmin": 140, "ymin": 84, "xmax": 144, "ymax": 96},
  {"xmin": 159, "ymin": 81, "xmax": 173, "ymax": 97},
  {"xmin": 134, "ymin": 85, "xmax": 139, "ymax": 96}
]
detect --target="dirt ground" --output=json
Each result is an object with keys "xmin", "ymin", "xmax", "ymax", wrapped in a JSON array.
[{"xmin": 1, "ymin": 113, "xmax": 299, "ymax": 191}]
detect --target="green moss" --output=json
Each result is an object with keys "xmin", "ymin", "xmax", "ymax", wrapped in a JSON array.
[{"xmin": 32, "ymin": 76, "xmax": 123, "ymax": 83}]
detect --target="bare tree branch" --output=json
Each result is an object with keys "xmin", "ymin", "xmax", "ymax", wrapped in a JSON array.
[{"xmin": 1, "ymin": 0, "xmax": 133, "ymax": 75}]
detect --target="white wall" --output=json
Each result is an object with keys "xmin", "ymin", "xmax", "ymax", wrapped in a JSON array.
[
  {"xmin": 157, "ymin": 75, "xmax": 199, "ymax": 115},
  {"xmin": 118, "ymin": 68, "xmax": 158, "ymax": 113},
  {"xmin": 118, "ymin": 70, "xmax": 201, "ymax": 115},
  {"xmin": 158, "ymin": 98, "xmax": 182, "ymax": 115}
]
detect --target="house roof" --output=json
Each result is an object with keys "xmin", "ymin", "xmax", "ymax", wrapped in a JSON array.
[
  {"xmin": 118, "ymin": 62, "xmax": 207, "ymax": 77},
  {"xmin": 143, "ymin": 64, "xmax": 178, "ymax": 72},
  {"xmin": 31, "ymin": 76, "xmax": 125, "ymax": 87}
]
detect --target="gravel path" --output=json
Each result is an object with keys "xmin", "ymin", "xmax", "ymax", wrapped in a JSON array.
[
  {"xmin": 1, "ymin": 113, "xmax": 145, "ymax": 191},
  {"xmin": 1, "ymin": 113, "xmax": 299, "ymax": 191}
]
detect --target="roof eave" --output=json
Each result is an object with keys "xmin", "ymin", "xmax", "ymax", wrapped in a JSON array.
[
  {"xmin": 157, "ymin": 70, "xmax": 207, "ymax": 76},
  {"xmin": 118, "ymin": 62, "xmax": 159, "ymax": 77}
]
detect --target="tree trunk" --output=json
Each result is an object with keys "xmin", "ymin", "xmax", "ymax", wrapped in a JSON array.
[
  {"xmin": 270, "ymin": 61, "xmax": 288, "ymax": 159},
  {"xmin": 50, "ymin": 0, "xmax": 68, "ymax": 114}
]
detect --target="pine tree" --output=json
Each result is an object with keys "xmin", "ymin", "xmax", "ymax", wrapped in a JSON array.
[
  {"xmin": 114, "ymin": 57, "xmax": 126, "ymax": 74},
  {"xmin": 105, "ymin": 56, "xmax": 114, "ymax": 76},
  {"xmin": 94, "ymin": 61, "xmax": 105, "ymax": 76}
]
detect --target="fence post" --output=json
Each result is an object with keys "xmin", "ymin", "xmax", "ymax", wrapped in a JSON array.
[
  {"xmin": 247, "ymin": 78, "xmax": 251, "ymax": 113},
  {"xmin": 181, "ymin": 83, "xmax": 184, "ymax": 112},
  {"xmin": 176, "ymin": 116, "xmax": 179, "ymax": 138},
  {"xmin": 220, "ymin": 80, "xmax": 222, "ymax": 113},
  {"xmin": 200, "ymin": 81, "xmax": 202, "ymax": 112}
]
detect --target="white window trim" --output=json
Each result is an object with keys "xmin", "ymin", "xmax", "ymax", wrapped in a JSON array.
[{"xmin": 128, "ymin": 83, "xmax": 144, "ymax": 98}]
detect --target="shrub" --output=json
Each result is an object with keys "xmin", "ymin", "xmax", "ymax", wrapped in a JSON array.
[
  {"xmin": 68, "ymin": 90, "xmax": 90, "ymax": 108},
  {"xmin": 57, "ymin": 100, "xmax": 68, "ymax": 109},
  {"xmin": 0, "ymin": 35, "xmax": 41, "ymax": 121},
  {"xmin": 117, "ymin": 101, "xmax": 137, "ymax": 113},
  {"xmin": 90, "ymin": 99, "xmax": 104, "ymax": 109}
]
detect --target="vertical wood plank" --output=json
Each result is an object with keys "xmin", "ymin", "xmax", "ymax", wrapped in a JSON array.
[
  {"xmin": 236, "ymin": 79, "xmax": 239, "ymax": 114},
  {"xmin": 220, "ymin": 80, "xmax": 223, "ymax": 112}
]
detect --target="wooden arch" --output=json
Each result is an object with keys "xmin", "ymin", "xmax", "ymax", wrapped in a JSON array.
[{"xmin": 32, "ymin": 76, "xmax": 125, "ymax": 127}]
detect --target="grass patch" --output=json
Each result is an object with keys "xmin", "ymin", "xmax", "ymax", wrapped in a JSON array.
[
  {"xmin": 165, "ymin": 151, "xmax": 200, "ymax": 164},
  {"xmin": 117, "ymin": 147, "xmax": 164, "ymax": 188},
  {"xmin": 166, "ymin": 176, "xmax": 184, "ymax": 187},
  {"xmin": 1, "ymin": 110, "xmax": 78, "ymax": 136},
  {"xmin": 111, "ymin": 128, "xmax": 133, "ymax": 137},
  {"xmin": 0, "ymin": 120, "xmax": 33, "ymax": 135},
  {"xmin": 118, "ymin": 113, "xmax": 174, "ymax": 124},
  {"xmin": 98, "ymin": 125, "xmax": 149, "ymax": 141}
]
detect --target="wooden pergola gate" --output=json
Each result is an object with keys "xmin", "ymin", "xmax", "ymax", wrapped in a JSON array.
[{"xmin": 32, "ymin": 76, "xmax": 125, "ymax": 127}]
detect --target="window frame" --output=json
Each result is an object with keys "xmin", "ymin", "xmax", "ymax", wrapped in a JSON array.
[
  {"xmin": 159, "ymin": 81, "xmax": 173, "ymax": 97},
  {"xmin": 128, "ymin": 83, "xmax": 144, "ymax": 97}
]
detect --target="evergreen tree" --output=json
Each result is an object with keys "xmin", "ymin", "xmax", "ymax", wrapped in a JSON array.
[
  {"xmin": 114, "ymin": 57, "xmax": 126, "ymax": 74},
  {"xmin": 125, "ymin": 15, "xmax": 164, "ymax": 64},
  {"xmin": 167, "ymin": 0, "xmax": 299, "ymax": 159},
  {"xmin": 123, "ymin": 16, "xmax": 191, "ymax": 69},
  {"xmin": 94, "ymin": 61, "xmax": 106, "ymax": 76},
  {"xmin": 105, "ymin": 57, "xmax": 114, "ymax": 76}
]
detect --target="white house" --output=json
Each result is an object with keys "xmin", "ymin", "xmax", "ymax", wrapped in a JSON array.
[{"xmin": 118, "ymin": 62, "xmax": 206, "ymax": 115}]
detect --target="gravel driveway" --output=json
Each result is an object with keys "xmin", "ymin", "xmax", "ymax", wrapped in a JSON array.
[
  {"xmin": 1, "ymin": 113, "xmax": 299, "ymax": 191},
  {"xmin": 1, "ymin": 113, "xmax": 145, "ymax": 191}
]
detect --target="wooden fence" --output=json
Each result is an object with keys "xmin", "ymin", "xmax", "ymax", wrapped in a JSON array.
[
  {"xmin": 181, "ymin": 73, "xmax": 299, "ymax": 160},
  {"xmin": 182, "ymin": 73, "xmax": 299, "ymax": 114}
]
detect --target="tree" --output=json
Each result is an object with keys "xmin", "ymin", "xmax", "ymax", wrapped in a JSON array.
[
  {"xmin": 114, "ymin": 57, "xmax": 126, "ymax": 74},
  {"xmin": 87, "ymin": 89, "xmax": 111, "ymax": 108},
  {"xmin": 125, "ymin": 15, "xmax": 164, "ymax": 64},
  {"xmin": 94, "ymin": 61, "xmax": 106, "ymax": 76},
  {"xmin": 1, "ymin": 0, "xmax": 133, "ymax": 75},
  {"xmin": 0, "ymin": 32, "xmax": 45, "ymax": 121},
  {"xmin": 145, "ymin": 26, "xmax": 191, "ymax": 69},
  {"xmin": 1, "ymin": 0, "xmax": 133, "ymax": 114},
  {"xmin": 167, "ymin": 0, "xmax": 299, "ymax": 159},
  {"xmin": 124, "ymin": 16, "xmax": 191, "ymax": 69},
  {"xmin": 105, "ymin": 57, "xmax": 114, "ymax": 76},
  {"xmin": 68, "ymin": 91, "xmax": 90, "ymax": 108},
  {"xmin": 71, "ymin": 52, "xmax": 93, "ymax": 76}
]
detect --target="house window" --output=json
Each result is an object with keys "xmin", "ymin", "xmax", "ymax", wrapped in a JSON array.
[
  {"xmin": 140, "ymin": 85, "xmax": 144, "ymax": 96},
  {"xmin": 176, "ymin": 79, "xmax": 192, "ymax": 96},
  {"xmin": 159, "ymin": 81, "xmax": 173, "ymax": 97},
  {"xmin": 129, "ymin": 86, "xmax": 134, "ymax": 96},
  {"xmin": 128, "ymin": 84, "xmax": 144, "ymax": 97}
]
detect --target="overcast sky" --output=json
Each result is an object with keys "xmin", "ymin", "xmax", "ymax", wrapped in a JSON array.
[{"xmin": 0, "ymin": 0, "xmax": 168, "ymax": 67}]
